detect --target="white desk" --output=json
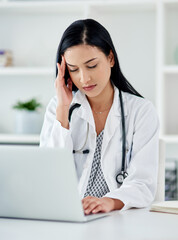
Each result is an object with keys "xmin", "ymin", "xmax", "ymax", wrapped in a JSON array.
[{"xmin": 0, "ymin": 208, "xmax": 178, "ymax": 240}]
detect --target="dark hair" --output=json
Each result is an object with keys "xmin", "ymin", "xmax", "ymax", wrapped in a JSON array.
[{"xmin": 56, "ymin": 19, "xmax": 142, "ymax": 97}]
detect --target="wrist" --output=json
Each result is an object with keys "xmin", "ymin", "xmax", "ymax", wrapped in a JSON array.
[
  {"xmin": 111, "ymin": 198, "xmax": 124, "ymax": 210},
  {"xmin": 56, "ymin": 104, "xmax": 70, "ymax": 111},
  {"xmin": 103, "ymin": 197, "xmax": 124, "ymax": 211},
  {"xmin": 56, "ymin": 105, "xmax": 70, "ymax": 129}
]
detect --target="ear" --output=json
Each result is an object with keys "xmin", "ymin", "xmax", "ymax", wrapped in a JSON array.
[{"xmin": 108, "ymin": 50, "xmax": 115, "ymax": 67}]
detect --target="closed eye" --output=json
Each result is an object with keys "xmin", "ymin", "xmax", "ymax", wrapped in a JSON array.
[
  {"xmin": 69, "ymin": 69, "xmax": 78, "ymax": 72},
  {"xmin": 88, "ymin": 64, "xmax": 97, "ymax": 69},
  {"xmin": 69, "ymin": 64, "xmax": 97, "ymax": 72}
]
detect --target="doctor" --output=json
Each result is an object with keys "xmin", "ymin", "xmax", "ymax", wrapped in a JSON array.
[{"xmin": 40, "ymin": 19, "xmax": 159, "ymax": 214}]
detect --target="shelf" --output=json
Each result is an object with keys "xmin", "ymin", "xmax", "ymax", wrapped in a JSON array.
[
  {"xmin": 0, "ymin": 133, "xmax": 40, "ymax": 145},
  {"xmin": 163, "ymin": 0, "xmax": 178, "ymax": 8},
  {"xmin": 0, "ymin": 0, "xmax": 157, "ymax": 14},
  {"xmin": 161, "ymin": 135, "xmax": 178, "ymax": 143},
  {"xmin": 89, "ymin": 0, "xmax": 156, "ymax": 12},
  {"xmin": 163, "ymin": 65, "xmax": 178, "ymax": 74},
  {"xmin": 164, "ymin": 2, "xmax": 178, "ymax": 65},
  {"xmin": 163, "ymin": 0, "xmax": 178, "ymax": 3},
  {"xmin": 0, "ymin": 0, "xmax": 177, "ymax": 145},
  {"xmin": 0, "ymin": 1, "xmax": 86, "ymax": 14},
  {"xmin": 0, "ymin": 67, "xmax": 55, "ymax": 76}
]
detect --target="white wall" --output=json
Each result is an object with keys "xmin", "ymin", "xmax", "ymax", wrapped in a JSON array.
[{"xmin": 0, "ymin": 4, "xmax": 157, "ymax": 134}]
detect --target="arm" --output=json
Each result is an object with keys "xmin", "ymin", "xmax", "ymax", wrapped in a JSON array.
[
  {"xmin": 40, "ymin": 56, "xmax": 73, "ymax": 149},
  {"xmin": 82, "ymin": 100, "xmax": 159, "ymax": 214},
  {"xmin": 105, "ymin": 101, "xmax": 160, "ymax": 210},
  {"xmin": 39, "ymin": 97, "xmax": 73, "ymax": 150}
]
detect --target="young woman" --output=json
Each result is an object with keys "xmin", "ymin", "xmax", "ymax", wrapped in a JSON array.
[{"xmin": 40, "ymin": 19, "xmax": 159, "ymax": 215}]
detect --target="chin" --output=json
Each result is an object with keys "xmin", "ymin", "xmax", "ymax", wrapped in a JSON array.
[{"xmin": 85, "ymin": 91, "xmax": 103, "ymax": 99}]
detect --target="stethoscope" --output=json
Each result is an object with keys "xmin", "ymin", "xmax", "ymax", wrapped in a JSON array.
[{"xmin": 68, "ymin": 90, "xmax": 128, "ymax": 185}]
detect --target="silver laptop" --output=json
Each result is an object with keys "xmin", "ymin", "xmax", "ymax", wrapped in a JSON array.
[{"xmin": 0, "ymin": 146, "xmax": 109, "ymax": 222}]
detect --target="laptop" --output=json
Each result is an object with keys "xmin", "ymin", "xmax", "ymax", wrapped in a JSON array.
[{"xmin": 0, "ymin": 146, "xmax": 109, "ymax": 222}]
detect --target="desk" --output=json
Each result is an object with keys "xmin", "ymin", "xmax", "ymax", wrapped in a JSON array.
[{"xmin": 0, "ymin": 208, "xmax": 178, "ymax": 240}]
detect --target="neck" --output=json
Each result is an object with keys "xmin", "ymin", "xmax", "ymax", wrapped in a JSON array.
[{"xmin": 87, "ymin": 82, "xmax": 114, "ymax": 112}]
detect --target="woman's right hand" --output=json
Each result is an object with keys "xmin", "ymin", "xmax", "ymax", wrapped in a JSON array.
[
  {"xmin": 55, "ymin": 56, "xmax": 73, "ymax": 129},
  {"xmin": 55, "ymin": 55, "xmax": 73, "ymax": 107}
]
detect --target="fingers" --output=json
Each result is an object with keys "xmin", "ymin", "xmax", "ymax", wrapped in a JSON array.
[
  {"xmin": 82, "ymin": 196, "xmax": 104, "ymax": 215},
  {"xmin": 92, "ymin": 205, "xmax": 103, "ymax": 214},
  {"xmin": 82, "ymin": 196, "xmax": 115, "ymax": 215},
  {"xmin": 61, "ymin": 55, "xmax": 66, "ymax": 77},
  {"xmin": 55, "ymin": 56, "xmax": 67, "ymax": 89},
  {"xmin": 82, "ymin": 196, "xmax": 99, "ymax": 209},
  {"xmin": 67, "ymin": 78, "xmax": 73, "ymax": 92},
  {"xmin": 56, "ymin": 56, "xmax": 65, "ymax": 78},
  {"xmin": 56, "ymin": 62, "xmax": 63, "ymax": 78},
  {"xmin": 55, "ymin": 56, "xmax": 73, "ymax": 107}
]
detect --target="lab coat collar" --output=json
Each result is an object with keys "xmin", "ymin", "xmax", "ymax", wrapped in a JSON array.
[
  {"xmin": 71, "ymin": 90, "xmax": 95, "ymax": 128},
  {"xmin": 113, "ymin": 86, "xmax": 127, "ymax": 117}
]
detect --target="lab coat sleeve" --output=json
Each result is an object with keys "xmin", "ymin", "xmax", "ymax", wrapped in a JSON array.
[
  {"xmin": 104, "ymin": 101, "xmax": 160, "ymax": 210},
  {"xmin": 39, "ymin": 97, "xmax": 73, "ymax": 150}
]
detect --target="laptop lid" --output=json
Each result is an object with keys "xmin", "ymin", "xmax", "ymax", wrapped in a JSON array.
[{"xmin": 0, "ymin": 146, "xmax": 108, "ymax": 222}]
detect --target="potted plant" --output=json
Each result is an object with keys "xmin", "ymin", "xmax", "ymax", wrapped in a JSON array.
[{"xmin": 13, "ymin": 98, "xmax": 42, "ymax": 134}]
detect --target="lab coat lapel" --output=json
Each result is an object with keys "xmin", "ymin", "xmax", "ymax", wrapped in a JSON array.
[{"xmin": 71, "ymin": 88, "xmax": 127, "ymax": 146}]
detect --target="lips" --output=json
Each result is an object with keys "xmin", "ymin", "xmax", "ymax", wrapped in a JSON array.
[{"xmin": 83, "ymin": 84, "xmax": 97, "ymax": 91}]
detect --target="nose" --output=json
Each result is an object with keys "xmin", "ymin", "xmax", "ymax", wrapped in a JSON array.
[{"xmin": 79, "ymin": 70, "xmax": 91, "ymax": 84}]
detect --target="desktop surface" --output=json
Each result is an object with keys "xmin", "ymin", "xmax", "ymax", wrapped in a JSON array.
[{"xmin": 0, "ymin": 208, "xmax": 178, "ymax": 240}]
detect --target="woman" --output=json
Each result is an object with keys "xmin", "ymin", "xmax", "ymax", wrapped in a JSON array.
[{"xmin": 40, "ymin": 19, "xmax": 159, "ymax": 215}]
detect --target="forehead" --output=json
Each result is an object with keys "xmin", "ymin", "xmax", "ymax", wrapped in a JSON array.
[{"xmin": 64, "ymin": 44, "xmax": 105, "ymax": 64}]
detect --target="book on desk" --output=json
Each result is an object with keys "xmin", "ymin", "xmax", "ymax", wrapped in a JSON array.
[{"xmin": 150, "ymin": 201, "xmax": 178, "ymax": 214}]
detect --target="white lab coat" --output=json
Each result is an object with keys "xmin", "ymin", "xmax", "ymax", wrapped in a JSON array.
[{"xmin": 40, "ymin": 86, "xmax": 159, "ymax": 210}]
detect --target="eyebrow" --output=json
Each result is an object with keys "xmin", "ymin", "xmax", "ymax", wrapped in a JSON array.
[{"xmin": 66, "ymin": 58, "xmax": 98, "ymax": 67}]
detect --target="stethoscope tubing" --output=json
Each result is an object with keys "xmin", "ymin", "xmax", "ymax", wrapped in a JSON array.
[
  {"xmin": 68, "ymin": 90, "xmax": 128, "ymax": 184},
  {"xmin": 119, "ymin": 90, "xmax": 126, "ymax": 172}
]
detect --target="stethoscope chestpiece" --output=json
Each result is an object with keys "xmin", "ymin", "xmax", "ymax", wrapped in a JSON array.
[{"xmin": 116, "ymin": 171, "xmax": 128, "ymax": 185}]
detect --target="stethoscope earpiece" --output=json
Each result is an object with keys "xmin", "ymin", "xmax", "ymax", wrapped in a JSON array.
[
  {"xmin": 73, "ymin": 149, "xmax": 90, "ymax": 154},
  {"xmin": 83, "ymin": 149, "xmax": 90, "ymax": 154}
]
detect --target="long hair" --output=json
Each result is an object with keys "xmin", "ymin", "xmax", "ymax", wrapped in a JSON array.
[{"xmin": 56, "ymin": 19, "xmax": 143, "ymax": 97}]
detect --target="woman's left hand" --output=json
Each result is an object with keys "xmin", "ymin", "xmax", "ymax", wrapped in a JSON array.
[{"xmin": 82, "ymin": 196, "xmax": 124, "ymax": 215}]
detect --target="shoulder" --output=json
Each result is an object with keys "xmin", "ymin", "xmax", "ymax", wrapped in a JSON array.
[
  {"xmin": 123, "ymin": 91, "xmax": 156, "ymax": 114},
  {"xmin": 122, "ymin": 92, "xmax": 159, "ymax": 127}
]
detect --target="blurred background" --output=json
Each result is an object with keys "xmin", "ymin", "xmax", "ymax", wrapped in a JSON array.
[{"xmin": 0, "ymin": 0, "xmax": 178, "ymax": 200}]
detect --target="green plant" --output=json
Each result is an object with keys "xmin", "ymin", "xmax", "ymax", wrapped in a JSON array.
[{"xmin": 12, "ymin": 98, "xmax": 42, "ymax": 111}]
